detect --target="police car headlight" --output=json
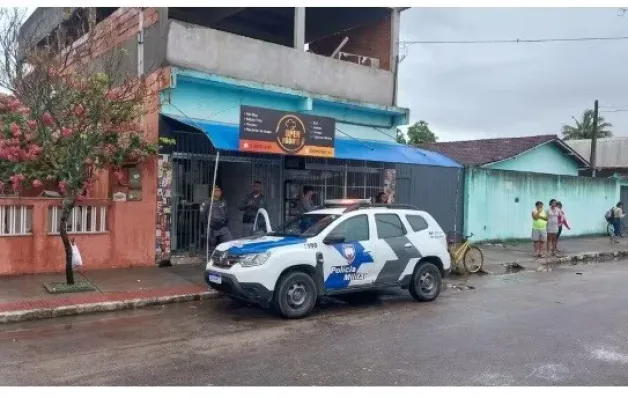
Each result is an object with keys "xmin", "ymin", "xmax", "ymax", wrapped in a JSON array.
[{"xmin": 238, "ymin": 252, "xmax": 271, "ymax": 267}]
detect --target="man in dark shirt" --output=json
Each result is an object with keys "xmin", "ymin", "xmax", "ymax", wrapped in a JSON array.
[
  {"xmin": 200, "ymin": 185, "xmax": 232, "ymax": 248},
  {"xmin": 296, "ymin": 185, "xmax": 315, "ymax": 216},
  {"xmin": 238, "ymin": 180, "xmax": 266, "ymax": 236}
]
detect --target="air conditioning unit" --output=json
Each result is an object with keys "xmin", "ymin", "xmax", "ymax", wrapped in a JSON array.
[{"xmin": 337, "ymin": 52, "xmax": 380, "ymax": 68}]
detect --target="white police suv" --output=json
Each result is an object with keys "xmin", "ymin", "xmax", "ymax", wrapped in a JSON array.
[{"xmin": 205, "ymin": 199, "xmax": 451, "ymax": 319}]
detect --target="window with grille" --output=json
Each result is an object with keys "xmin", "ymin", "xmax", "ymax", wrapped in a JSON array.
[
  {"xmin": 285, "ymin": 157, "xmax": 387, "ymax": 205},
  {"xmin": 48, "ymin": 205, "xmax": 108, "ymax": 234},
  {"xmin": 0, "ymin": 206, "xmax": 33, "ymax": 236}
]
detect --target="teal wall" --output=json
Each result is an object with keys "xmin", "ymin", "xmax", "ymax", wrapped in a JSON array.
[
  {"xmin": 485, "ymin": 142, "xmax": 580, "ymax": 176},
  {"xmin": 464, "ymin": 168, "xmax": 619, "ymax": 241},
  {"xmin": 160, "ymin": 71, "xmax": 406, "ymax": 143}
]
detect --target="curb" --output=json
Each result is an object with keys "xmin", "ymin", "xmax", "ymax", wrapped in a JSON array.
[
  {"xmin": 0, "ymin": 290, "xmax": 221, "ymax": 325},
  {"xmin": 485, "ymin": 250, "xmax": 628, "ymax": 273}
]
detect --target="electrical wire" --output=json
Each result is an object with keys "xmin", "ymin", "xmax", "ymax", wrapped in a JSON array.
[
  {"xmin": 400, "ymin": 35, "xmax": 628, "ymax": 46},
  {"xmin": 600, "ymin": 105, "xmax": 628, "ymax": 109}
]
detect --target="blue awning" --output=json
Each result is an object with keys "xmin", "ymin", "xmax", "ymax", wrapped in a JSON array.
[{"xmin": 162, "ymin": 114, "xmax": 461, "ymax": 168}]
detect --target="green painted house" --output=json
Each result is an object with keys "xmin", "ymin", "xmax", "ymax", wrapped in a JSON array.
[{"xmin": 423, "ymin": 135, "xmax": 618, "ymax": 242}]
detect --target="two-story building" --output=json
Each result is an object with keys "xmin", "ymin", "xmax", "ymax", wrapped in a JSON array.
[{"xmin": 3, "ymin": 7, "xmax": 464, "ymax": 275}]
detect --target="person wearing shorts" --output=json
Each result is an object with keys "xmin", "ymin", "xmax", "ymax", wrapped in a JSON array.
[{"xmin": 531, "ymin": 201, "xmax": 548, "ymax": 257}]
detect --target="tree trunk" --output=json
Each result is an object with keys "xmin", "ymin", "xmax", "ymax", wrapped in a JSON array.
[{"xmin": 59, "ymin": 199, "xmax": 75, "ymax": 285}]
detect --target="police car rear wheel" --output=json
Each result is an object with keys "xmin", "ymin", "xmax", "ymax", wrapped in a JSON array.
[
  {"xmin": 409, "ymin": 262, "xmax": 441, "ymax": 302},
  {"xmin": 274, "ymin": 272, "xmax": 317, "ymax": 319}
]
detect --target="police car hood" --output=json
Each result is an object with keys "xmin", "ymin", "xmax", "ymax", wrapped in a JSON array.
[{"xmin": 216, "ymin": 234, "xmax": 306, "ymax": 255}]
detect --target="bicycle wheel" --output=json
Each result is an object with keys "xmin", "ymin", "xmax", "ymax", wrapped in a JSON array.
[
  {"xmin": 463, "ymin": 246, "xmax": 484, "ymax": 274},
  {"xmin": 608, "ymin": 223, "xmax": 615, "ymax": 237}
]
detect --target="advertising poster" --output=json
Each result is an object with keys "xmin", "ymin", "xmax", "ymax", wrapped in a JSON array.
[{"xmin": 239, "ymin": 105, "xmax": 335, "ymax": 158}]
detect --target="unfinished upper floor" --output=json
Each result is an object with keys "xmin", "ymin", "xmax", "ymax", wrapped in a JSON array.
[{"xmin": 20, "ymin": 7, "xmax": 405, "ymax": 107}]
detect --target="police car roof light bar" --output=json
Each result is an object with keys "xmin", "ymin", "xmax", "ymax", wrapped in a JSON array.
[
  {"xmin": 319, "ymin": 199, "xmax": 420, "ymax": 212},
  {"xmin": 323, "ymin": 199, "xmax": 372, "ymax": 207}
]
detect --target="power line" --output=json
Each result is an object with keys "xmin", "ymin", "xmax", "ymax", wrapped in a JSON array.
[
  {"xmin": 600, "ymin": 109, "xmax": 628, "ymax": 113},
  {"xmin": 400, "ymin": 35, "xmax": 628, "ymax": 46},
  {"xmin": 600, "ymin": 105, "xmax": 628, "ymax": 109}
]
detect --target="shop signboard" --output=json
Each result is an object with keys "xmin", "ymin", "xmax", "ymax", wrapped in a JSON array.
[{"xmin": 239, "ymin": 105, "xmax": 335, "ymax": 157}]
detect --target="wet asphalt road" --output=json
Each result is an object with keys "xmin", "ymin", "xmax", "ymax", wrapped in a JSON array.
[{"xmin": 2, "ymin": 261, "xmax": 628, "ymax": 386}]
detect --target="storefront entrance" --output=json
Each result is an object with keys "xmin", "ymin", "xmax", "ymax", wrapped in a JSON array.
[
  {"xmin": 163, "ymin": 128, "xmax": 389, "ymax": 258},
  {"xmin": 157, "ymin": 113, "xmax": 464, "ymax": 262},
  {"xmin": 166, "ymin": 129, "xmax": 283, "ymax": 256}
]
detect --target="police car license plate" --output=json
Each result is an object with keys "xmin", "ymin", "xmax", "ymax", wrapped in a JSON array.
[{"xmin": 208, "ymin": 273, "xmax": 222, "ymax": 284}]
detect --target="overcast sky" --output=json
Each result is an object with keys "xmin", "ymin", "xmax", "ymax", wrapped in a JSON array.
[{"xmin": 397, "ymin": 7, "xmax": 628, "ymax": 142}]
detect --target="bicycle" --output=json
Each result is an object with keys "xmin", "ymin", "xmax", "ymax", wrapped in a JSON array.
[
  {"xmin": 447, "ymin": 232, "xmax": 484, "ymax": 274},
  {"xmin": 607, "ymin": 220, "xmax": 628, "ymax": 238}
]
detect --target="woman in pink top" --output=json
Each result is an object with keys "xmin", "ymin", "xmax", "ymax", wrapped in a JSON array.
[{"xmin": 556, "ymin": 201, "xmax": 570, "ymax": 251}]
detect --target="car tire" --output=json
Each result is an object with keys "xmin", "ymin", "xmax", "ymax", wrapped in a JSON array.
[
  {"xmin": 273, "ymin": 272, "xmax": 318, "ymax": 319},
  {"xmin": 409, "ymin": 261, "xmax": 442, "ymax": 302}
]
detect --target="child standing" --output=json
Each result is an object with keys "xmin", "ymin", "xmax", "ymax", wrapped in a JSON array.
[{"xmin": 555, "ymin": 201, "xmax": 570, "ymax": 252}]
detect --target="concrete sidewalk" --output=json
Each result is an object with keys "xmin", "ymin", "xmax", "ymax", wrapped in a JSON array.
[
  {"xmin": 0, "ymin": 265, "xmax": 217, "ymax": 324},
  {"xmin": 478, "ymin": 235, "xmax": 628, "ymax": 274}
]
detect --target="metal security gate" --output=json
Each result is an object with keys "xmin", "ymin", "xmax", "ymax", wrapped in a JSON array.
[
  {"xmin": 395, "ymin": 164, "xmax": 465, "ymax": 234},
  {"xmin": 166, "ymin": 129, "xmax": 282, "ymax": 257},
  {"xmin": 621, "ymin": 185, "xmax": 628, "ymax": 207},
  {"xmin": 169, "ymin": 130, "xmax": 216, "ymax": 256}
]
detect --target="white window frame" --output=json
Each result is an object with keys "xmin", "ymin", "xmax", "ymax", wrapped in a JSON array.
[
  {"xmin": 0, "ymin": 205, "xmax": 33, "ymax": 236},
  {"xmin": 48, "ymin": 205, "xmax": 108, "ymax": 235}
]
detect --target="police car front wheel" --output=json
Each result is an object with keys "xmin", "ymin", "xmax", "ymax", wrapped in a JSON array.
[
  {"xmin": 409, "ymin": 262, "xmax": 442, "ymax": 302},
  {"xmin": 273, "ymin": 272, "xmax": 318, "ymax": 319}
]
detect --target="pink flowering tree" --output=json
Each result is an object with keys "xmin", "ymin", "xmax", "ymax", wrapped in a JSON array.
[
  {"xmin": 0, "ymin": 76, "xmax": 157, "ymax": 284},
  {"xmin": 0, "ymin": 8, "xmax": 159, "ymax": 285}
]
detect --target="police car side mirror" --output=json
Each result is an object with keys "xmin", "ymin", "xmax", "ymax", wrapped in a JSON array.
[{"xmin": 323, "ymin": 233, "xmax": 345, "ymax": 245}]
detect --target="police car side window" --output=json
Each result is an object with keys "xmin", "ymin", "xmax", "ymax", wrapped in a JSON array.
[
  {"xmin": 405, "ymin": 214, "xmax": 429, "ymax": 232},
  {"xmin": 375, "ymin": 214, "xmax": 407, "ymax": 239},
  {"xmin": 330, "ymin": 215, "xmax": 369, "ymax": 242}
]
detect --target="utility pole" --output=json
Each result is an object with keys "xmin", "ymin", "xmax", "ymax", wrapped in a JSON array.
[{"xmin": 590, "ymin": 99, "xmax": 598, "ymax": 177}]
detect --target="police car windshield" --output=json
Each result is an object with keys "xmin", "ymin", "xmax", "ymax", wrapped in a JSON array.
[{"xmin": 269, "ymin": 213, "xmax": 341, "ymax": 238}]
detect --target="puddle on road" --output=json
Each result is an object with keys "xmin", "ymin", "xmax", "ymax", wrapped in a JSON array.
[{"xmin": 444, "ymin": 283, "xmax": 475, "ymax": 291}]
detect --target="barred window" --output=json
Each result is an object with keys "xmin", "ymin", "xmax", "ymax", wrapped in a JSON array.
[
  {"xmin": 0, "ymin": 206, "xmax": 33, "ymax": 235},
  {"xmin": 48, "ymin": 205, "xmax": 108, "ymax": 234}
]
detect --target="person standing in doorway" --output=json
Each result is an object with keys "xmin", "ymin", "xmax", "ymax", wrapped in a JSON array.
[
  {"xmin": 555, "ymin": 201, "xmax": 570, "ymax": 252},
  {"xmin": 201, "ymin": 185, "xmax": 232, "ymax": 248},
  {"xmin": 609, "ymin": 202, "xmax": 625, "ymax": 243},
  {"xmin": 297, "ymin": 185, "xmax": 315, "ymax": 215},
  {"xmin": 238, "ymin": 180, "xmax": 266, "ymax": 236},
  {"xmin": 531, "ymin": 201, "xmax": 548, "ymax": 257},
  {"xmin": 546, "ymin": 199, "xmax": 561, "ymax": 257}
]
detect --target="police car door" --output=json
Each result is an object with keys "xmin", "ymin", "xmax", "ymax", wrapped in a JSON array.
[
  {"xmin": 371, "ymin": 212, "xmax": 423, "ymax": 286},
  {"xmin": 321, "ymin": 213, "xmax": 378, "ymax": 291}
]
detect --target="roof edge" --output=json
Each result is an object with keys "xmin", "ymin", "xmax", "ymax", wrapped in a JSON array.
[{"xmin": 482, "ymin": 138, "xmax": 590, "ymax": 169}]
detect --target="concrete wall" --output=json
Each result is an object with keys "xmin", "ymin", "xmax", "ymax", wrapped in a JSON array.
[
  {"xmin": 161, "ymin": 77, "xmax": 399, "ymax": 142},
  {"xmin": 0, "ymin": 189, "xmax": 157, "ymax": 276},
  {"xmin": 464, "ymin": 168, "xmax": 619, "ymax": 242},
  {"xmin": 165, "ymin": 20, "xmax": 395, "ymax": 106},
  {"xmin": 485, "ymin": 142, "xmax": 580, "ymax": 176}
]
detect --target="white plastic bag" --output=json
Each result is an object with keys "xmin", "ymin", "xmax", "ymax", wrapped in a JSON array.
[{"xmin": 71, "ymin": 242, "xmax": 83, "ymax": 268}]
